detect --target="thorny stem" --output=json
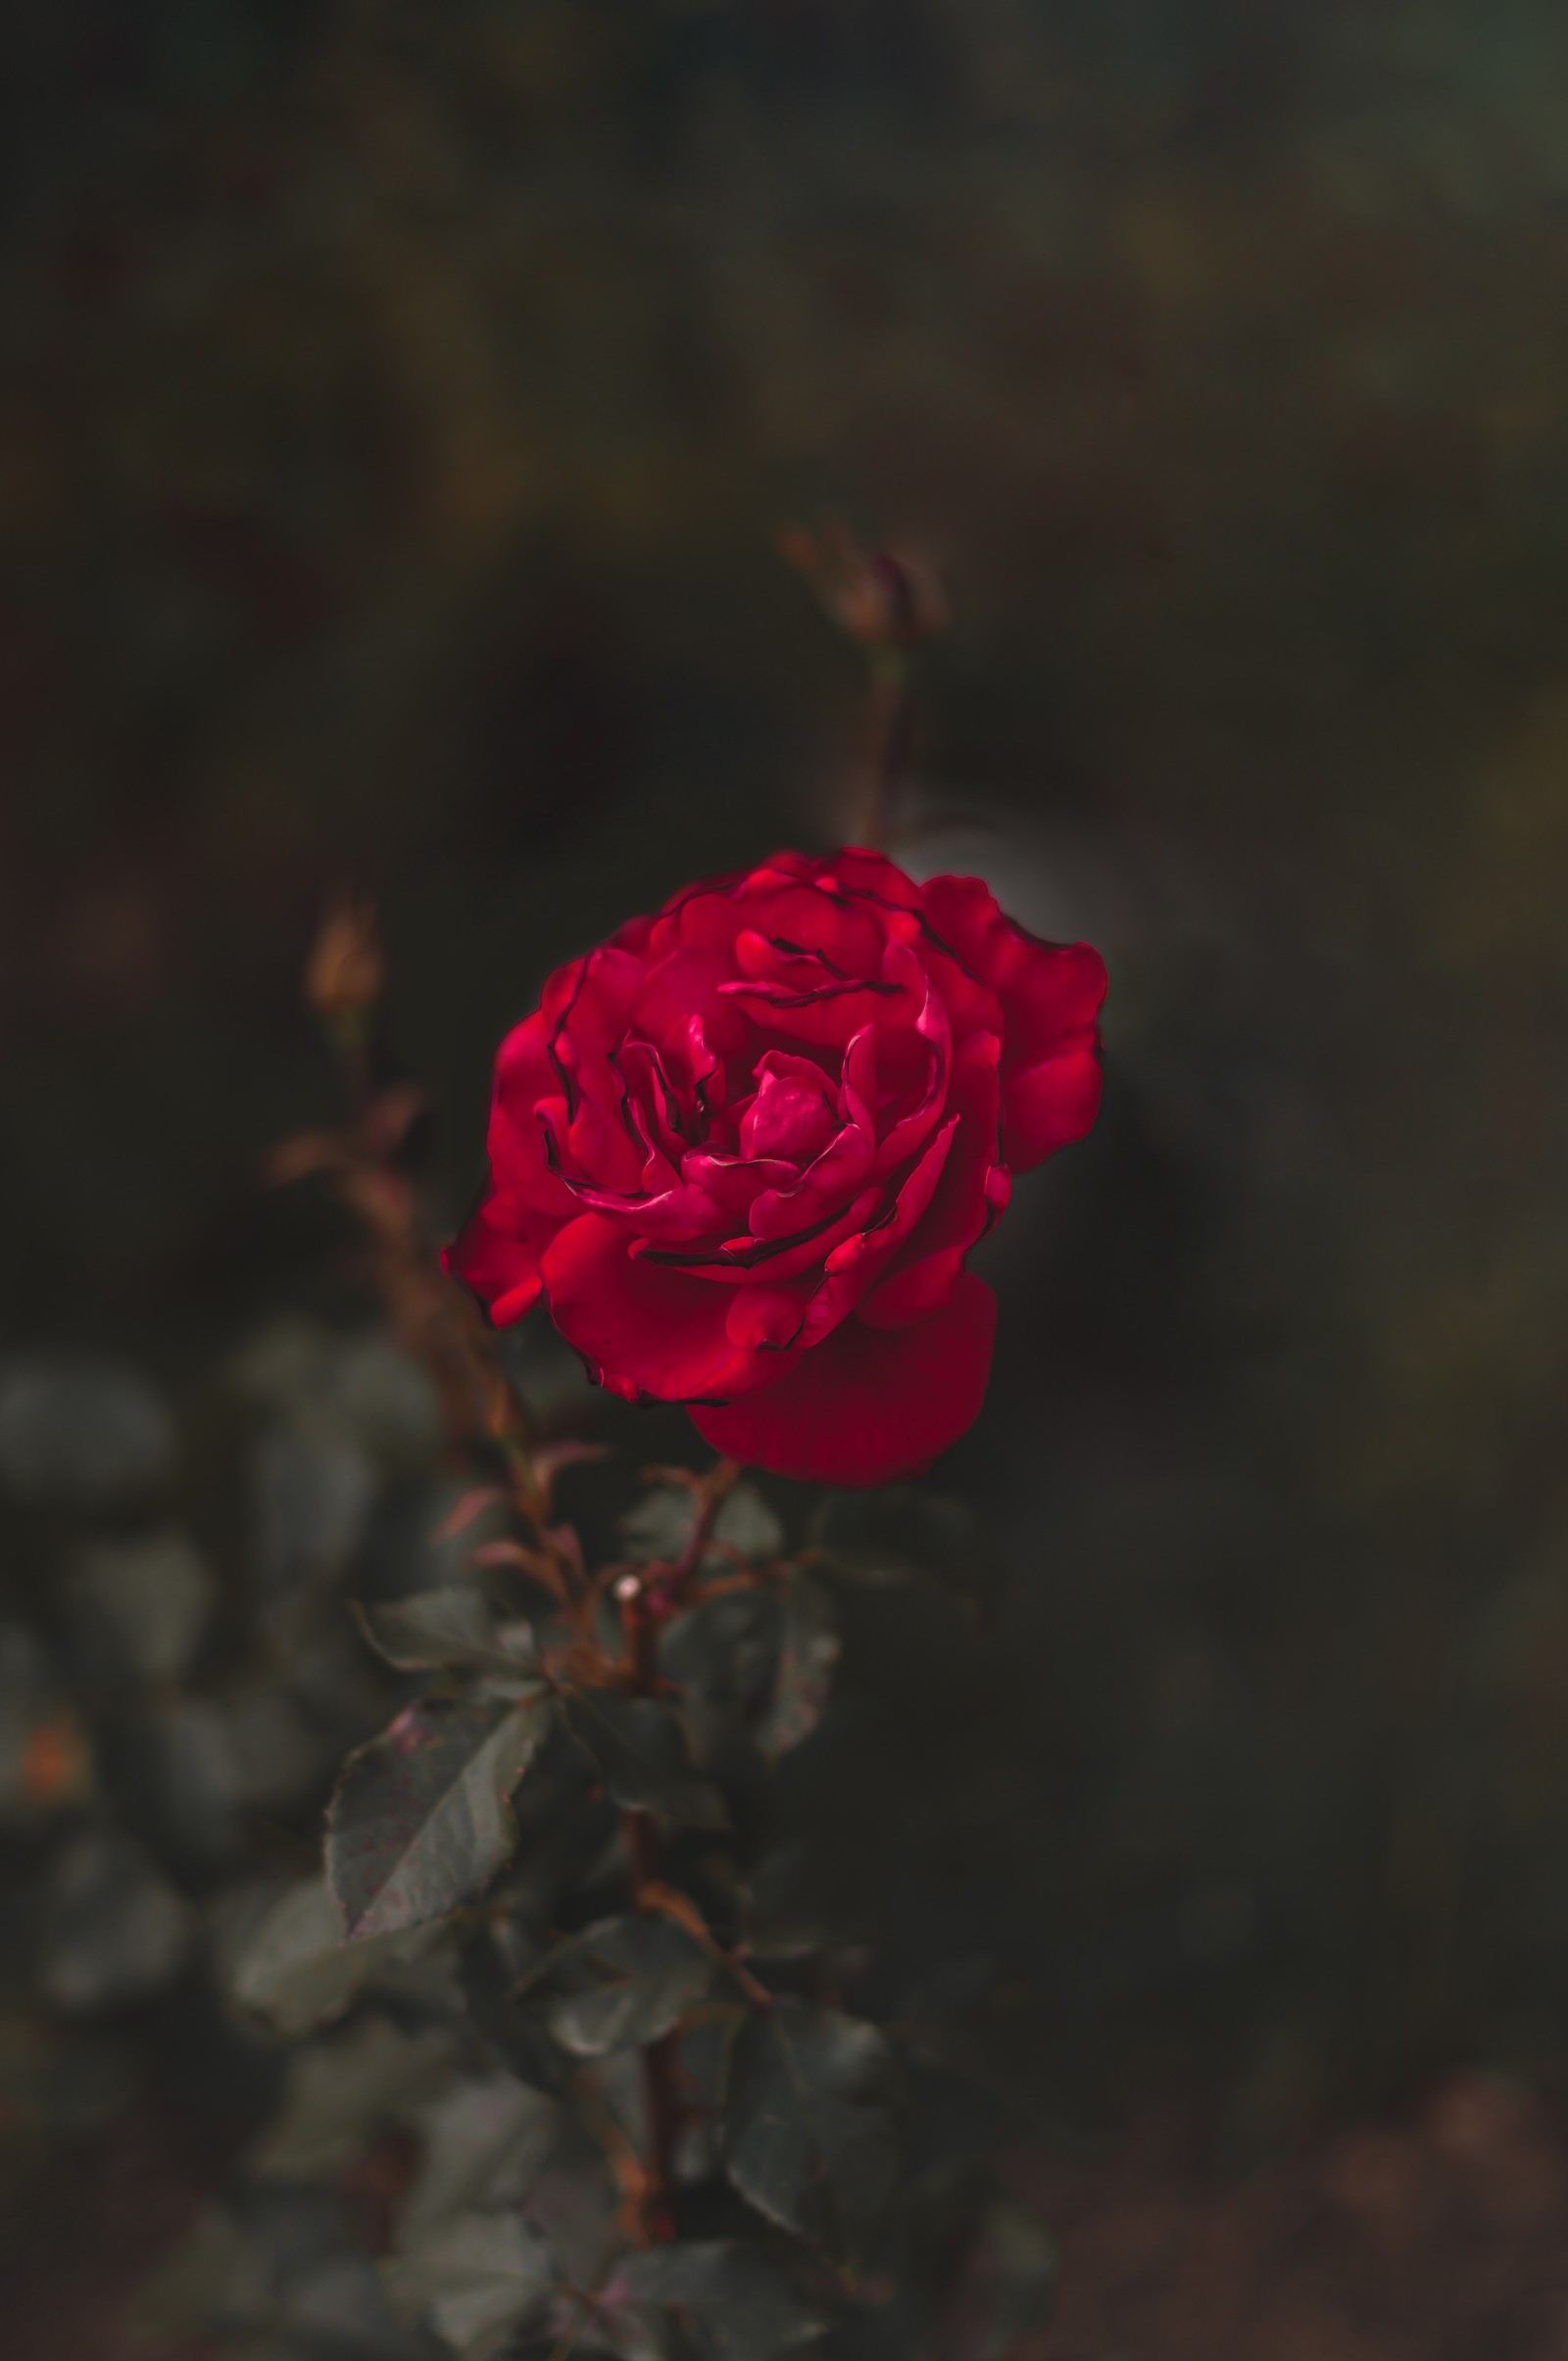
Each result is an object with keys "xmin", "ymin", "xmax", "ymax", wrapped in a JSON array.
[
  {"xmin": 311, "ymin": 992, "xmax": 576, "ymax": 1600},
  {"xmin": 618, "ymin": 1457, "xmax": 741, "ymax": 2241}
]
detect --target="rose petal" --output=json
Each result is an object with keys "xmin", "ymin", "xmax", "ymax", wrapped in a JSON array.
[
  {"xmin": 919, "ymin": 877, "xmax": 1105, "ymax": 1170},
  {"xmin": 858, "ymin": 1029, "xmax": 1004, "ymax": 1330},
  {"xmin": 1002, "ymin": 1044, "xmax": 1104, "ymax": 1169},
  {"xmin": 541, "ymin": 1214, "xmax": 788, "ymax": 1402},
  {"xmin": 444, "ymin": 1195, "xmax": 559, "ymax": 1328},
  {"xmin": 486, "ymin": 1016, "xmax": 577, "ymax": 1218},
  {"xmin": 738, "ymin": 1056, "xmax": 840, "ymax": 1164},
  {"xmin": 691, "ymin": 1271, "xmax": 997, "ymax": 1485}
]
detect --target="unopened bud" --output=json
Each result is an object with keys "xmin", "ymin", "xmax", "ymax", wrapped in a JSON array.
[
  {"xmin": 780, "ymin": 520, "xmax": 947, "ymax": 650},
  {"xmin": 305, "ymin": 893, "xmax": 384, "ymax": 1026}
]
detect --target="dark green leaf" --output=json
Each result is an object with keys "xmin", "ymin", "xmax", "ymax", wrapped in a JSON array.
[
  {"xmin": 660, "ymin": 1588, "xmax": 776, "ymax": 1718},
  {"xmin": 954, "ymin": 2193, "xmax": 1058, "ymax": 2360},
  {"xmin": 563, "ymin": 1692, "xmax": 726, "ymax": 1828},
  {"xmin": 226, "ymin": 1874, "xmax": 443, "ymax": 2038},
  {"xmin": 65, "ymin": 1528, "xmax": 212, "ymax": 1685},
  {"xmin": 39, "ymin": 1829, "xmax": 194, "ymax": 2013},
  {"xmin": 327, "ymin": 1696, "xmax": 550, "ymax": 1939},
  {"xmin": 913, "ymin": 2171, "xmax": 1059, "ymax": 2361},
  {"xmin": 123, "ymin": 2205, "xmax": 261, "ymax": 2344},
  {"xmin": 385, "ymin": 2210, "xmax": 554, "ymax": 2357},
  {"xmin": 248, "ymin": 2017, "xmax": 456, "ymax": 2179},
  {"xmin": 353, "ymin": 1587, "xmax": 535, "ymax": 1676},
  {"xmin": 599, "ymin": 2239, "xmax": 827, "ymax": 2360},
  {"xmin": 724, "ymin": 2000, "xmax": 897, "ymax": 2267},
  {"xmin": 249, "ymin": 1415, "xmax": 376, "ymax": 1604},
  {"xmin": 109, "ymin": 1697, "xmax": 243, "ymax": 1872},
  {"xmin": 757, "ymin": 1574, "xmax": 839, "ymax": 1759},
  {"xmin": 0, "ymin": 1353, "xmax": 176, "ymax": 1504},
  {"xmin": 231, "ymin": 1318, "xmax": 441, "ymax": 1466},
  {"xmin": 402, "ymin": 2075, "xmax": 560, "ymax": 2243},
  {"xmin": 812, "ymin": 1488, "xmax": 1004, "ymax": 1621},
  {"xmin": 284, "ymin": 2251, "xmax": 435, "ymax": 2357},
  {"xmin": 522, "ymin": 1915, "xmax": 712, "ymax": 2057},
  {"xmin": 622, "ymin": 1481, "xmax": 783, "ymax": 1570},
  {"xmin": 742, "ymin": 1842, "xmax": 854, "ymax": 1963}
]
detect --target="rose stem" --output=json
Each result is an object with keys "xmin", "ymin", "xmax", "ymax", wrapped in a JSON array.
[
  {"xmin": 861, "ymin": 641, "xmax": 913, "ymax": 854},
  {"xmin": 621, "ymin": 1460, "xmax": 741, "ymax": 2241},
  {"xmin": 307, "ymin": 906, "xmax": 573, "ymax": 1593}
]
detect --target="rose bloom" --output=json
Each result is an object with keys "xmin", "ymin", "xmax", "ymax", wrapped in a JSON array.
[{"xmin": 448, "ymin": 849, "xmax": 1104, "ymax": 1485}]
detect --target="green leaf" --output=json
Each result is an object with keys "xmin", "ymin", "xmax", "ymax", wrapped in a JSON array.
[
  {"xmin": 65, "ymin": 1528, "xmax": 213, "ymax": 1686},
  {"xmin": 248, "ymin": 2016, "xmax": 455, "ymax": 2179},
  {"xmin": 622, "ymin": 1481, "xmax": 784, "ymax": 1569},
  {"xmin": 123, "ymin": 2203, "xmax": 262, "ymax": 2344},
  {"xmin": 563, "ymin": 1692, "xmax": 726, "ymax": 1828},
  {"xmin": 226, "ymin": 1874, "xmax": 443, "ymax": 2039},
  {"xmin": 521, "ymin": 1915, "xmax": 712, "ymax": 2057},
  {"xmin": 812, "ymin": 1488, "xmax": 1003, "ymax": 1620},
  {"xmin": 327, "ymin": 1696, "xmax": 550, "ymax": 1939},
  {"xmin": 956, "ymin": 2192, "xmax": 1059, "ymax": 2360},
  {"xmin": 757, "ymin": 1574, "xmax": 839, "ymax": 1759},
  {"xmin": 724, "ymin": 2000, "xmax": 898, "ymax": 2268},
  {"xmin": 0, "ymin": 1353, "xmax": 176, "ymax": 1504},
  {"xmin": 598, "ymin": 2239, "xmax": 827, "ymax": 2360},
  {"xmin": 39, "ymin": 1830, "xmax": 194, "ymax": 2014},
  {"xmin": 401, "ymin": 2075, "xmax": 560, "ymax": 2244},
  {"xmin": 385, "ymin": 2210, "xmax": 554, "ymax": 2358},
  {"xmin": 660, "ymin": 1589, "xmax": 775, "ymax": 1718},
  {"xmin": 353, "ymin": 1588, "xmax": 536, "ymax": 1677}
]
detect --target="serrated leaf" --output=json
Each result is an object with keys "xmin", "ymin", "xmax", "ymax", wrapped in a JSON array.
[
  {"xmin": 724, "ymin": 2000, "xmax": 898, "ymax": 2267},
  {"xmin": 757, "ymin": 1574, "xmax": 839, "ymax": 1759},
  {"xmin": 812, "ymin": 1488, "xmax": 1003, "ymax": 1620},
  {"xmin": 227, "ymin": 1874, "xmax": 442, "ymax": 2038},
  {"xmin": 563, "ymin": 1692, "xmax": 726, "ymax": 1828},
  {"xmin": 354, "ymin": 1588, "xmax": 535, "ymax": 1676},
  {"xmin": 597, "ymin": 2239, "xmax": 827, "ymax": 2360},
  {"xmin": 385, "ymin": 2210, "xmax": 554, "ymax": 2358},
  {"xmin": 327, "ymin": 1697, "xmax": 550, "ymax": 1939},
  {"xmin": 401, "ymin": 2076, "xmax": 560, "ymax": 2244},
  {"xmin": 522, "ymin": 1915, "xmax": 711, "ymax": 2057}
]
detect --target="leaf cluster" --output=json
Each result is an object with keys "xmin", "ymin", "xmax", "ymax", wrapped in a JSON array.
[{"xmin": 0, "ymin": 1328, "xmax": 1047, "ymax": 2361}]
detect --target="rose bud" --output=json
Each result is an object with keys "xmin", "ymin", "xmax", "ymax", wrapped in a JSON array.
[
  {"xmin": 446, "ymin": 850, "xmax": 1105, "ymax": 1486},
  {"xmin": 305, "ymin": 893, "xmax": 385, "ymax": 1027},
  {"xmin": 779, "ymin": 523, "xmax": 947, "ymax": 650}
]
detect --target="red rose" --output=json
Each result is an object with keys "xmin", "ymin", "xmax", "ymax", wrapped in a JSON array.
[{"xmin": 447, "ymin": 849, "xmax": 1105, "ymax": 1485}]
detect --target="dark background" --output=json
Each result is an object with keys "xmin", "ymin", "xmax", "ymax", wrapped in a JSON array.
[{"xmin": 6, "ymin": 2, "xmax": 1568, "ymax": 2351}]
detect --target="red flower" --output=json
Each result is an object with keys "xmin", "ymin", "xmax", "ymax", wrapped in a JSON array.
[{"xmin": 447, "ymin": 850, "xmax": 1104, "ymax": 1485}]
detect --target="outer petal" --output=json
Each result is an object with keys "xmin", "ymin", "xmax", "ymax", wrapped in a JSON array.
[
  {"xmin": 540, "ymin": 1213, "xmax": 789, "ymax": 1403},
  {"xmin": 691, "ymin": 1270, "xmax": 997, "ymax": 1486},
  {"xmin": 444, "ymin": 1195, "xmax": 561, "ymax": 1328},
  {"xmin": 1004, "ymin": 1045, "xmax": 1103, "ymax": 1169},
  {"xmin": 919, "ymin": 875, "xmax": 1106, "ymax": 1172},
  {"xmin": 487, "ymin": 1014, "xmax": 576, "ymax": 1218}
]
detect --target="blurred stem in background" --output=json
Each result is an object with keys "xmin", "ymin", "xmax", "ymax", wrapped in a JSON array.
[{"xmin": 780, "ymin": 521, "xmax": 946, "ymax": 852}]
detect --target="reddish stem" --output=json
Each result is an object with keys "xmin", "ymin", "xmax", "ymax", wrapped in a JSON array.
[{"xmin": 619, "ymin": 1460, "xmax": 740, "ymax": 2240}]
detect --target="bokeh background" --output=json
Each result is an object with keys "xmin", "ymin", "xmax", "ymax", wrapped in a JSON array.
[{"xmin": 7, "ymin": 3, "xmax": 1568, "ymax": 2353}]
